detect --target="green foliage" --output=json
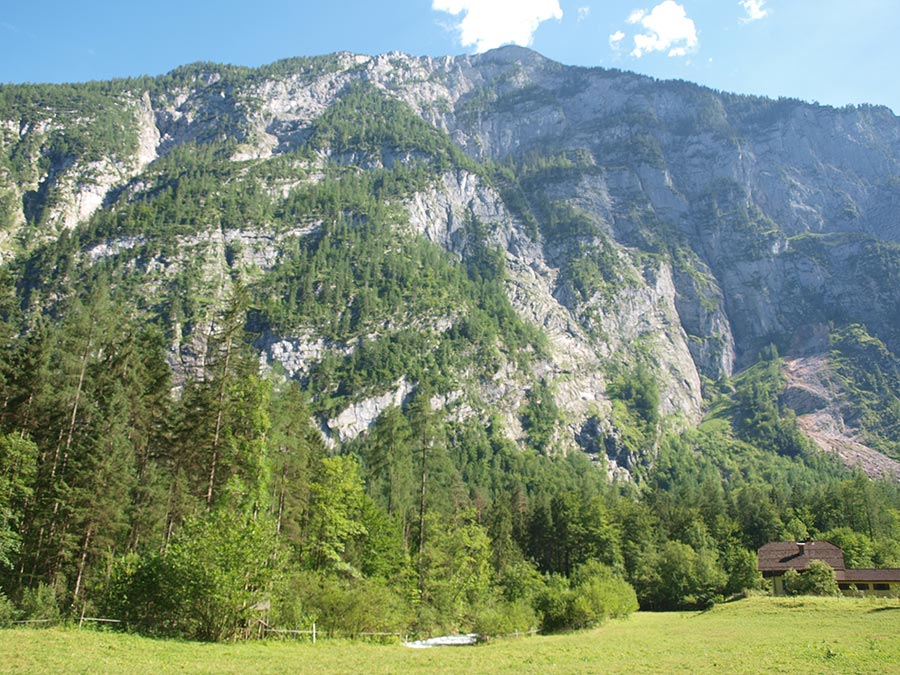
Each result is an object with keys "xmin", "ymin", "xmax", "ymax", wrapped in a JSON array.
[
  {"xmin": 309, "ymin": 83, "xmax": 474, "ymax": 171},
  {"xmin": 609, "ymin": 363, "xmax": 661, "ymax": 430},
  {"xmin": 535, "ymin": 562, "xmax": 637, "ymax": 632},
  {"xmin": 0, "ymin": 185, "xmax": 18, "ymax": 235},
  {"xmin": 604, "ymin": 363, "xmax": 662, "ymax": 468},
  {"xmin": 829, "ymin": 325, "xmax": 900, "ymax": 460},
  {"xmin": 721, "ymin": 545, "xmax": 764, "ymax": 595},
  {"xmin": 538, "ymin": 199, "xmax": 639, "ymax": 308},
  {"xmin": 0, "ymin": 591, "xmax": 16, "ymax": 626},
  {"xmin": 533, "ymin": 574, "xmax": 578, "ymax": 632},
  {"xmin": 635, "ymin": 540, "xmax": 727, "ymax": 610},
  {"xmin": 571, "ymin": 560, "xmax": 639, "ymax": 619},
  {"xmin": 470, "ymin": 597, "xmax": 537, "ymax": 637},
  {"xmin": 821, "ymin": 527, "xmax": 876, "ymax": 568},
  {"xmin": 108, "ymin": 509, "xmax": 279, "ymax": 641},
  {"xmin": 361, "ymin": 406, "xmax": 415, "ymax": 521},
  {"xmin": 4, "ymin": 57, "xmax": 900, "ymax": 644},
  {"xmin": 0, "ymin": 434, "xmax": 38, "ymax": 567},
  {"xmin": 417, "ymin": 510, "xmax": 495, "ymax": 631},
  {"xmin": 719, "ymin": 353, "xmax": 810, "ymax": 458},
  {"xmin": 19, "ymin": 582, "xmax": 61, "ymax": 622},
  {"xmin": 303, "ymin": 456, "xmax": 367, "ymax": 575},
  {"xmin": 520, "ymin": 381, "xmax": 560, "ymax": 453},
  {"xmin": 783, "ymin": 560, "xmax": 840, "ymax": 597},
  {"xmin": 283, "ymin": 571, "xmax": 411, "ymax": 638},
  {"xmin": 0, "ymin": 81, "xmax": 139, "ymax": 182}
]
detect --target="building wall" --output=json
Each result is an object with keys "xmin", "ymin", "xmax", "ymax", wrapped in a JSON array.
[
  {"xmin": 769, "ymin": 575, "xmax": 900, "ymax": 597},
  {"xmin": 772, "ymin": 575, "xmax": 785, "ymax": 596},
  {"xmin": 838, "ymin": 582, "xmax": 900, "ymax": 598}
]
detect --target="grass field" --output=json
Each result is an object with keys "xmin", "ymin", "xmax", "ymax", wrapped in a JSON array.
[{"xmin": 3, "ymin": 596, "xmax": 900, "ymax": 675}]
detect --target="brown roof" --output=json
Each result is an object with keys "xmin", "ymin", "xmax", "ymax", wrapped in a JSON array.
[
  {"xmin": 835, "ymin": 569, "xmax": 900, "ymax": 583},
  {"xmin": 757, "ymin": 541, "xmax": 846, "ymax": 572}
]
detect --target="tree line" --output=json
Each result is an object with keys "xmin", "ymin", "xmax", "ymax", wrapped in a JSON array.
[{"xmin": 2, "ymin": 280, "xmax": 900, "ymax": 639}]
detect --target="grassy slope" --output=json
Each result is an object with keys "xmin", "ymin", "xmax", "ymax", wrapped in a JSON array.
[{"xmin": 3, "ymin": 597, "xmax": 900, "ymax": 675}]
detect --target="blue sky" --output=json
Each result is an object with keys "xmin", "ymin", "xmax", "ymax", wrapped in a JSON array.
[{"xmin": 2, "ymin": 1, "xmax": 898, "ymax": 113}]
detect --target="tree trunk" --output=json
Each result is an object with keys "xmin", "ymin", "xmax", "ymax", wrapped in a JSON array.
[
  {"xmin": 417, "ymin": 440, "xmax": 428, "ymax": 595},
  {"xmin": 72, "ymin": 524, "xmax": 93, "ymax": 606},
  {"xmin": 206, "ymin": 334, "xmax": 233, "ymax": 510},
  {"xmin": 54, "ymin": 321, "xmax": 94, "ymax": 481}
]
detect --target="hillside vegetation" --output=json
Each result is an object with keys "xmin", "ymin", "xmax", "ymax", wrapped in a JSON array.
[{"xmin": 2, "ymin": 49, "xmax": 900, "ymax": 639}]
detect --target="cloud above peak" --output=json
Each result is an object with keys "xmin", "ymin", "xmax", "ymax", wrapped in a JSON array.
[
  {"xmin": 432, "ymin": 0, "xmax": 563, "ymax": 53},
  {"xmin": 626, "ymin": 1, "xmax": 698, "ymax": 58}
]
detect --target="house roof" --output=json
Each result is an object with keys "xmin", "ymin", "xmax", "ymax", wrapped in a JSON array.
[
  {"xmin": 835, "ymin": 569, "xmax": 900, "ymax": 583},
  {"xmin": 757, "ymin": 541, "xmax": 846, "ymax": 572}
]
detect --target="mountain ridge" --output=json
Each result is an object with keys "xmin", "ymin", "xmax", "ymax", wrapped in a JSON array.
[{"xmin": 1, "ymin": 46, "xmax": 899, "ymax": 476}]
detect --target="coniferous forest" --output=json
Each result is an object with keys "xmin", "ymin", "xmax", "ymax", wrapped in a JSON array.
[{"xmin": 2, "ymin": 51, "xmax": 900, "ymax": 641}]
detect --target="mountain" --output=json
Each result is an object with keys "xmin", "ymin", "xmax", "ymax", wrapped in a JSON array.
[
  {"xmin": 3, "ymin": 46, "xmax": 898, "ymax": 475},
  {"xmin": 2, "ymin": 46, "xmax": 900, "ymax": 633}
]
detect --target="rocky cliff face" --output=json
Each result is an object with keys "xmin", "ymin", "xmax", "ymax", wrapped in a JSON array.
[{"xmin": 2, "ymin": 46, "xmax": 899, "ymax": 473}]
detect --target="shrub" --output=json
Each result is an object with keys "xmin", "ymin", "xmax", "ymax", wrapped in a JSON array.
[
  {"xmin": 636, "ymin": 541, "xmax": 728, "ymax": 610},
  {"xmin": 783, "ymin": 560, "xmax": 840, "ymax": 597},
  {"xmin": 572, "ymin": 560, "xmax": 639, "ymax": 619},
  {"xmin": 19, "ymin": 583, "xmax": 61, "ymax": 623},
  {"xmin": 0, "ymin": 591, "xmax": 17, "ymax": 626},
  {"xmin": 470, "ymin": 598, "xmax": 537, "ymax": 637},
  {"xmin": 285, "ymin": 572, "xmax": 411, "ymax": 638},
  {"xmin": 104, "ymin": 510, "xmax": 280, "ymax": 641},
  {"xmin": 535, "ymin": 563, "xmax": 638, "ymax": 632},
  {"xmin": 534, "ymin": 574, "xmax": 577, "ymax": 632}
]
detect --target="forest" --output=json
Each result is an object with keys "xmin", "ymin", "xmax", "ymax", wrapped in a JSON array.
[
  {"xmin": 2, "ymin": 277, "xmax": 899, "ymax": 640},
  {"xmin": 2, "ymin": 75, "xmax": 900, "ymax": 643}
]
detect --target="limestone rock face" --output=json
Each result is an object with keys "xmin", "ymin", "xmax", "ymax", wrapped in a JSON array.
[{"xmin": 327, "ymin": 379, "xmax": 415, "ymax": 444}]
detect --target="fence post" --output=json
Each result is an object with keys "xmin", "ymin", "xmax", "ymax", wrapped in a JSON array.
[{"xmin": 312, "ymin": 622, "xmax": 316, "ymax": 644}]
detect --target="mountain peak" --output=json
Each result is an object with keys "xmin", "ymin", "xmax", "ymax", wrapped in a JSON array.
[{"xmin": 470, "ymin": 44, "xmax": 551, "ymax": 66}]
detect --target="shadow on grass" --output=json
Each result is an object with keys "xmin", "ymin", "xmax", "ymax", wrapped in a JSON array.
[{"xmin": 868, "ymin": 606, "xmax": 900, "ymax": 613}]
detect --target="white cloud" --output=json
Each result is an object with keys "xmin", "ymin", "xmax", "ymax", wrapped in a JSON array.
[
  {"xmin": 609, "ymin": 30, "xmax": 626, "ymax": 50},
  {"xmin": 432, "ymin": 0, "xmax": 563, "ymax": 53},
  {"xmin": 577, "ymin": 6, "xmax": 591, "ymax": 22},
  {"xmin": 739, "ymin": 0, "xmax": 768, "ymax": 22},
  {"xmin": 627, "ymin": 1, "xmax": 698, "ymax": 58},
  {"xmin": 627, "ymin": 9, "xmax": 646, "ymax": 24}
]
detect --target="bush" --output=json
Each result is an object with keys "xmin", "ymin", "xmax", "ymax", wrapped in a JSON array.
[
  {"xmin": 285, "ymin": 572, "xmax": 411, "ymax": 638},
  {"xmin": 783, "ymin": 560, "xmax": 840, "ymax": 597},
  {"xmin": 637, "ymin": 541, "xmax": 728, "ymax": 610},
  {"xmin": 19, "ymin": 583, "xmax": 61, "ymax": 623},
  {"xmin": 723, "ymin": 546, "xmax": 765, "ymax": 596},
  {"xmin": 534, "ymin": 574, "xmax": 577, "ymax": 632},
  {"xmin": 572, "ymin": 561, "xmax": 639, "ymax": 619},
  {"xmin": 104, "ymin": 510, "xmax": 280, "ymax": 641},
  {"xmin": 103, "ymin": 553, "xmax": 181, "ymax": 637},
  {"xmin": 535, "ymin": 563, "xmax": 638, "ymax": 632},
  {"xmin": 0, "ymin": 591, "xmax": 17, "ymax": 626},
  {"xmin": 470, "ymin": 598, "xmax": 537, "ymax": 637},
  {"xmin": 497, "ymin": 560, "xmax": 545, "ymax": 604}
]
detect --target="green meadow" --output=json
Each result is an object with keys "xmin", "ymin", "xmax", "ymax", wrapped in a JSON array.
[{"xmin": 3, "ymin": 597, "xmax": 900, "ymax": 675}]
